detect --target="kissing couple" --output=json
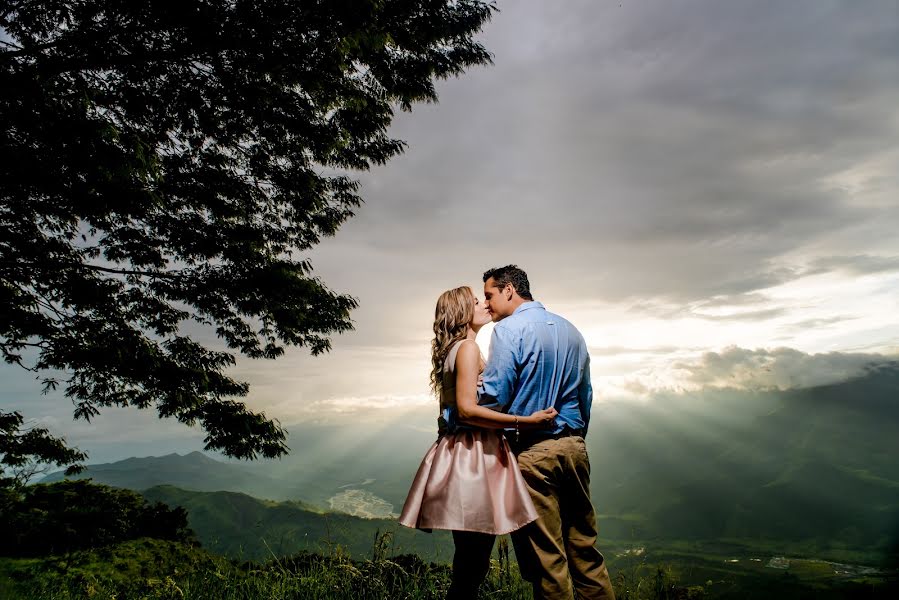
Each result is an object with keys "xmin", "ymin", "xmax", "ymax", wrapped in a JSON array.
[{"xmin": 399, "ymin": 265, "xmax": 616, "ymax": 600}]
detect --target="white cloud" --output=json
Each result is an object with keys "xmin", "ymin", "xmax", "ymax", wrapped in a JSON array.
[
  {"xmin": 671, "ymin": 346, "xmax": 897, "ymax": 391},
  {"xmin": 279, "ymin": 393, "xmax": 432, "ymax": 415}
]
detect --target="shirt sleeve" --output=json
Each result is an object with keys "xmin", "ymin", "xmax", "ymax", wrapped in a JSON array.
[
  {"xmin": 477, "ymin": 323, "xmax": 519, "ymax": 412},
  {"xmin": 578, "ymin": 351, "xmax": 593, "ymax": 436}
]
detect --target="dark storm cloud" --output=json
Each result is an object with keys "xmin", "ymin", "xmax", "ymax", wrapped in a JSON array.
[{"xmin": 307, "ymin": 0, "xmax": 899, "ymax": 323}]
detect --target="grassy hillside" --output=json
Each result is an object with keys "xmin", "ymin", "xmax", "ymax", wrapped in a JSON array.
[
  {"xmin": 40, "ymin": 367, "xmax": 899, "ymax": 566},
  {"xmin": 2, "ymin": 537, "xmax": 895, "ymax": 600},
  {"xmin": 140, "ymin": 485, "xmax": 454, "ymax": 562},
  {"xmin": 0, "ymin": 537, "xmax": 532, "ymax": 600}
]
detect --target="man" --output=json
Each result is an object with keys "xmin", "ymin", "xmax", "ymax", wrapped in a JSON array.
[{"xmin": 478, "ymin": 265, "xmax": 616, "ymax": 600}]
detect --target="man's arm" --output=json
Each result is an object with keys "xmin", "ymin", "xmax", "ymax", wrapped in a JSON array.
[
  {"xmin": 578, "ymin": 351, "xmax": 593, "ymax": 436},
  {"xmin": 477, "ymin": 323, "xmax": 519, "ymax": 412}
]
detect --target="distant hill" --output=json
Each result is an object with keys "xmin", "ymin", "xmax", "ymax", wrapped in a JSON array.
[
  {"xmin": 40, "ymin": 450, "xmax": 295, "ymax": 501},
  {"xmin": 40, "ymin": 423, "xmax": 439, "ymax": 512},
  {"xmin": 590, "ymin": 364, "xmax": 899, "ymax": 558},
  {"xmin": 140, "ymin": 485, "xmax": 453, "ymax": 562},
  {"xmin": 43, "ymin": 365, "xmax": 899, "ymax": 563}
]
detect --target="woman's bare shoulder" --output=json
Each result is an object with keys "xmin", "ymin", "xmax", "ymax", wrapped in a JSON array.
[{"xmin": 455, "ymin": 339, "xmax": 480, "ymax": 364}]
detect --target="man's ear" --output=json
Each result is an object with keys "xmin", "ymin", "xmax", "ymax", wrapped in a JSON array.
[{"xmin": 505, "ymin": 284, "xmax": 514, "ymax": 300}]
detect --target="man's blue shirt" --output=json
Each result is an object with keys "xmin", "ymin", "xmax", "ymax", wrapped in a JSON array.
[{"xmin": 478, "ymin": 301, "xmax": 593, "ymax": 435}]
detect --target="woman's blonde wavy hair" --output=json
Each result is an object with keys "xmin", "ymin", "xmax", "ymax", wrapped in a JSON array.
[{"xmin": 430, "ymin": 286, "xmax": 474, "ymax": 396}]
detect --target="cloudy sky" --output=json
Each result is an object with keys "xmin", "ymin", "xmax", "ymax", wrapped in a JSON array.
[{"xmin": 3, "ymin": 0, "xmax": 898, "ymax": 462}]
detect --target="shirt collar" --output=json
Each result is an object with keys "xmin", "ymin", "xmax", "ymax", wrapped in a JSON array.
[{"xmin": 513, "ymin": 301, "xmax": 544, "ymax": 314}]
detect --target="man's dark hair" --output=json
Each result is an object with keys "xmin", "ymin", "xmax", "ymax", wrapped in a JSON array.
[{"xmin": 483, "ymin": 265, "xmax": 534, "ymax": 301}]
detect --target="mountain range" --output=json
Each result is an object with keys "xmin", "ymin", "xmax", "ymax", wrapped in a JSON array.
[{"xmin": 42, "ymin": 365, "xmax": 899, "ymax": 564}]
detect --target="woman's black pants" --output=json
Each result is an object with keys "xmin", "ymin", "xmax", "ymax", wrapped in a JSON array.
[{"xmin": 447, "ymin": 530, "xmax": 496, "ymax": 599}]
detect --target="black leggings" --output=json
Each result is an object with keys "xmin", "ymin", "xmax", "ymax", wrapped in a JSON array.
[{"xmin": 447, "ymin": 530, "xmax": 496, "ymax": 599}]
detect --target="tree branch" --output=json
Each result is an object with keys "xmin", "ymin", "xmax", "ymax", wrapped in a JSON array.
[
  {"xmin": 0, "ymin": 39, "xmax": 24, "ymax": 51},
  {"xmin": 0, "ymin": 260, "xmax": 182, "ymax": 279},
  {"xmin": 80, "ymin": 263, "xmax": 181, "ymax": 279},
  {"xmin": 0, "ymin": 38, "xmax": 64, "ymax": 58}
]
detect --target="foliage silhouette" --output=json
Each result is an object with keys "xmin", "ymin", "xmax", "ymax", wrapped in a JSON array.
[
  {"xmin": 0, "ymin": 409, "xmax": 85, "ymax": 490},
  {"xmin": 0, "ymin": 0, "xmax": 496, "ymax": 459},
  {"xmin": 0, "ymin": 479, "xmax": 193, "ymax": 556}
]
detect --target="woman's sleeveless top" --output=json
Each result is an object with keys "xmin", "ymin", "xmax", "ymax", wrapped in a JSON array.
[{"xmin": 437, "ymin": 340, "xmax": 469, "ymax": 436}]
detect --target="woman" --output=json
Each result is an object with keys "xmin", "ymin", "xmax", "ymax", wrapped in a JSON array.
[{"xmin": 398, "ymin": 286, "xmax": 557, "ymax": 599}]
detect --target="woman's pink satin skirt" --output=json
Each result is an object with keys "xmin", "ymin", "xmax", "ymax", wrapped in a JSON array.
[{"xmin": 397, "ymin": 429, "xmax": 538, "ymax": 535}]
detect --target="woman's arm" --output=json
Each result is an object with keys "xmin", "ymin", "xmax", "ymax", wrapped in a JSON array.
[
  {"xmin": 477, "ymin": 323, "xmax": 518, "ymax": 411},
  {"xmin": 454, "ymin": 341, "xmax": 556, "ymax": 429}
]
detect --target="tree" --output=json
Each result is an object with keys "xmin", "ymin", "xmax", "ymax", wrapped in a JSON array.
[
  {"xmin": 0, "ymin": 1, "xmax": 495, "ymax": 459},
  {"xmin": 0, "ymin": 479, "xmax": 194, "ymax": 556},
  {"xmin": 0, "ymin": 409, "xmax": 86, "ymax": 490}
]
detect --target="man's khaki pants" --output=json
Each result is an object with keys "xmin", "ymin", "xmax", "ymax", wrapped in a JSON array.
[{"xmin": 511, "ymin": 436, "xmax": 616, "ymax": 600}]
